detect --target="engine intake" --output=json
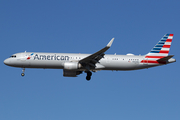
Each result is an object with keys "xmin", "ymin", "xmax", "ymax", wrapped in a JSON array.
[{"xmin": 64, "ymin": 62, "xmax": 81, "ymax": 70}]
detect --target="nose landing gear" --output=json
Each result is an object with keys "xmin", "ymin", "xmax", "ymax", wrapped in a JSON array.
[
  {"xmin": 86, "ymin": 71, "xmax": 92, "ymax": 81},
  {"xmin": 21, "ymin": 68, "xmax": 25, "ymax": 76}
]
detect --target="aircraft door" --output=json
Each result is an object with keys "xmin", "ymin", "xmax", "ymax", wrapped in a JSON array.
[
  {"xmin": 20, "ymin": 53, "xmax": 30, "ymax": 66},
  {"xmin": 20, "ymin": 53, "xmax": 27, "ymax": 62},
  {"xmin": 106, "ymin": 57, "xmax": 110, "ymax": 63}
]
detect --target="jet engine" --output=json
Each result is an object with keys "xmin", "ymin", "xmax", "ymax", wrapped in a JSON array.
[{"xmin": 63, "ymin": 62, "xmax": 82, "ymax": 70}]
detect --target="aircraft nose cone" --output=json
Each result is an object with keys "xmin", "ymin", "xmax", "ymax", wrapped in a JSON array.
[{"xmin": 4, "ymin": 58, "xmax": 10, "ymax": 65}]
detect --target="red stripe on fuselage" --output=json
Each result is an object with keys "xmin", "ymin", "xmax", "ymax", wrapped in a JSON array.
[{"xmin": 145, "ymin": 56, "xmax": 165, "ymax": 58}]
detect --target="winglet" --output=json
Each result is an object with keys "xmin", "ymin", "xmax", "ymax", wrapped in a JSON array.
[{"xmin": 107, "ymin": 38, "xmax": 114, "ymax": 47}]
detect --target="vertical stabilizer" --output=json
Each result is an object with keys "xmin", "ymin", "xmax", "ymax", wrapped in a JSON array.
[
  {"xmin": 141, "ymin": 34, "xmax": 174, "ymax": 64},
  {"xmin": 146, "ymin": 34, "xmax": 173, "ymax": 57}
]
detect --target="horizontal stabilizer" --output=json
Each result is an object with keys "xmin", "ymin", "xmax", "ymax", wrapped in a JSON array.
[{"xmin": 157, "ymin": 55, "xmax": 174, "ymax": 62}]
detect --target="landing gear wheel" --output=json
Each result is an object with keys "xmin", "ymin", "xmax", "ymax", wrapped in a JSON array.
[
  {"xmin": 21, "ymin": 73, "xmax": 25, "ymax": 76},
  {"xmin": 86, "ymin": 71, "xmax": 92, "ymax": 81},
  {"xmin": 86, "ymin": 76, "xmax": 91, "ymax": 81},
  {"xmin": 21, "ymin": 68, "xmax": 25, "ymax": 77}
]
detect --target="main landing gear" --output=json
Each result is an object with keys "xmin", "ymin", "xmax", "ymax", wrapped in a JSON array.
[
  {"xmin": 21, "ymin": 68, "xmax": 25, "ymax": 76},
  {"xmin": 86, "ymin": 71, "xmax": 92, "ymax": 81}
]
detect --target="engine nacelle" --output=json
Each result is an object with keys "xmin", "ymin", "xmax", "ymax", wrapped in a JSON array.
[
  {"xmin": 63, "ymin": 70, "xmax": 82, "ymax": 77},
  {"xmin": 64, "ymin": 62, "xmax": 81, "ymax": 70}
]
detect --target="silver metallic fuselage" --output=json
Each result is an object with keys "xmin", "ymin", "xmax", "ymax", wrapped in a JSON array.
[
  {"xmin": 3, "ymin": 35, "xmax": 176, "ymax": 80},
  {"xmin": 4, "ymin": 52, "xmax": 175, "ymax": 71}
]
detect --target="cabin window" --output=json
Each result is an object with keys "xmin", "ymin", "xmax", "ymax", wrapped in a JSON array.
[{"xmin": 113, "ymin": 58, "xmax": 118, "ymax": 60}]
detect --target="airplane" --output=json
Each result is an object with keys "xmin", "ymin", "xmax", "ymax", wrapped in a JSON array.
[{"xmin": 4, "ymin": 34, "xmax": 176, "ymax": 81}]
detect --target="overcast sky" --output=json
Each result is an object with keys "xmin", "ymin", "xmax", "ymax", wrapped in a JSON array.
[{"xmin": 0, "ymin": 0, "xmax": 179, "ymax": 120}]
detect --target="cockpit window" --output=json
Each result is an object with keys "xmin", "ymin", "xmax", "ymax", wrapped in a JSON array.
[{"xmin": 10, "ymin": 55, "xmax": 16, "ymax": 58}]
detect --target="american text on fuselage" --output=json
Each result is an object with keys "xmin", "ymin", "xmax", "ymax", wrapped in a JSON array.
[{"xmin": 33, "ymin": 54, "xmax": 69, "ymax": 61}]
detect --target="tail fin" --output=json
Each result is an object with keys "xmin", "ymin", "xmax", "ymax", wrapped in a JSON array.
[
  {"xmin": 142, "ymin": 34, "xmax": 174, "ymax": 64},
  {"xmin": 146, "ymin": 34, "xmax": 173, "ymax": 58}
]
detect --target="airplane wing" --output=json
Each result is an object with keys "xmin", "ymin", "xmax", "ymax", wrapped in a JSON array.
[{"xmin": 79, "ymin": 38, "xmax": 114, "ymax": 69}]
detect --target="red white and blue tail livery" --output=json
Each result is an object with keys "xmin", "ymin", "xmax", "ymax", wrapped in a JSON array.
[
  {"xmin": 4, "ymin": 34, "xmax": 176, "ymax": 81},
  {"xmin": 142, "ymin": 34, "xmax": 174, "ymax": 64}
]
